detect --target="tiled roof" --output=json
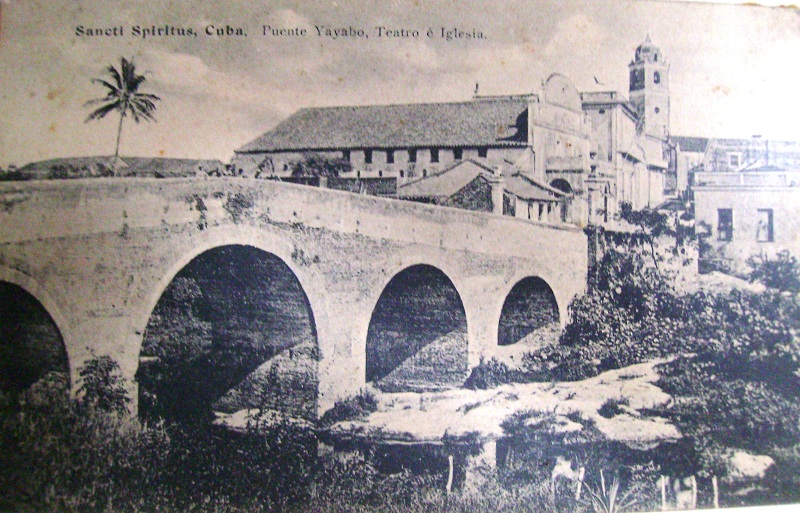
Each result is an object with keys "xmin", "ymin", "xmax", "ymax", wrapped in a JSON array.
[
  {"xmin": 504, "ymin": 173, "xmax": 565, "ymax": 202},
  {"xmin": 672, "ymin": 136, "xmax": 709, "ymax": 153},
  {"xmin": 236, "ymin": 98, "xmax": 530, "ymax": 153},
  {"xmin": 398, "ymin": 159, "xmax": 494, "ymax": 199},
  {"xmin": 16, "ymin": 156, "xmax": 224, "ymax": 179},
  {"xmin": 398, "ymin": 159, "xmax": 564, "ymax": 203}
]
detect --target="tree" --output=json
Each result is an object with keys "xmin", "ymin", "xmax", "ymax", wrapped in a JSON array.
[
  {"xmin": 85, "ymin": 57, "xmax": 160, "ymax": 175},
  {"xmin": 77, "ymin": 355, "xmax": 130, "ymax": 414},
  {"xmin": 290, "ymin": 152, "xmax": 351, "ymax": 178},
  {"xmin": 748, "ymin": 250, "xmax": 800, "ymax": 293}
]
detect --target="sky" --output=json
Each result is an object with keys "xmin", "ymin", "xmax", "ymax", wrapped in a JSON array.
[{"xmin": 0, "ymin": 0, "xmax": 798, "ymax": 167}]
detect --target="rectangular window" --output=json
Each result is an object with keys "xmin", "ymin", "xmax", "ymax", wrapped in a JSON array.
[
  {"xmin": 386, "ymin": 150, "xmax": 394, "ymax": 164},
  {"xmin": 430, "ymin": 148, "xmax": 439, "ymax": 163},
  {"xmin": 478, "ymin": 147, "xmax": 488, "ymax": 158},
  {"xmin": 364, "ymin": 149, "xmax": 373, "ymax": 164},
  {"xmin": 342, "ymin": 150, "xmax": 350, "ymax": 161},
  {"xmin": 453, "ymin": 148, "xmax": 463, "ymax": 160},
  {"xmin": 729, "ymin": 153, "xmax": 741, "ymax": 168},
  {"xmin": 718, "ymin": 208, "xmax": 733, "ymax": 241},
  {"xmin": 409, "ymin": 149, "xmax": 417, "ymax": 163},
  {"xmin": 756, "ymin": 209, "xmax": 774, "ymax": 242}
]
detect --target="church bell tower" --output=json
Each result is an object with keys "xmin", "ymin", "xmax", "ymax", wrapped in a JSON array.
[{"xmin": 628, "ymin": 35, "xmax": 670, "ymax": 139}]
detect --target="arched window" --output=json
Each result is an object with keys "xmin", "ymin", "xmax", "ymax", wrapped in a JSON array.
[{"xmin": 654, "ymin": 71, "xmax": 661, "ymax": 84}]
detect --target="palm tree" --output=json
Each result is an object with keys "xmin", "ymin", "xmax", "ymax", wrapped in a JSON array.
[{"xmin": 85, "ymin": 57, "xmax": 160, "ymax": 175}]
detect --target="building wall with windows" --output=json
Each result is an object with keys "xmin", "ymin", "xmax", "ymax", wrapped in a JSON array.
[
  {"xmin": 700, "ymin": 138, "xmax": 800, "ymax": 173},
  {"xmin": 693, "ymin": 170, "xmax": 800, "ymax": 274},
  {"xmin": 581, "ymin": 90, "xmax": 666, "ymax": 216},
  {"xmin": 236, "ymin": 146, "xmax": 525, "ymax": 183}
]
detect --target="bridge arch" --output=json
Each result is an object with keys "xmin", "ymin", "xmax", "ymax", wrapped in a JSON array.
[
  {"xmin": 365, "ymin": 262, "xmax": 469, "ymax": 392},
  {"xmin": 494, "ymin": 275, "xmax": 561, "ymax": 347},
  {"xmin": 135, "ymin": 234, "xmax": 325, "ymax": 424},
  {"xmin": 0, "ymin": 266, "xmax": 70, "ymax": 406},
  {"xmin": 132, "ymin": 227, "xmax": 330, "ymax": 359}
]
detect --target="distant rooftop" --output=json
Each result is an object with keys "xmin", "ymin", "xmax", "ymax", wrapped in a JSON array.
[
  {"xmin": 236, "ymin": 98, "xmax": 530, "ymax": 154},
  {"xmin": 672, "ymin": 136, "xmax": 710, "ymax": 153},
  {"xmin": 12, "ymin": 156, "xmax": 225, "ymax": 180},
  {"xmin": 398, "ymin": 158, "xmax": 564, "ymax": 203},
  {"xmin": 398, "ymin": 159, "xmax": 495, "ymax": 199}
]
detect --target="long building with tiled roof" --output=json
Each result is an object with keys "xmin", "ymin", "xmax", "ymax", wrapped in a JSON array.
[
  {"xmin": 236, "ymin": 98, "xmax": 531, "ymax": 154},
  {"xmin": 232, "ymin": 37, "xmax": 676, "ymax": 226}
]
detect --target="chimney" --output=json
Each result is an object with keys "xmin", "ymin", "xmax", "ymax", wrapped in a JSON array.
[{"xmin": 489, "ymin": 171, "xmax": 505, "ymax": 215}]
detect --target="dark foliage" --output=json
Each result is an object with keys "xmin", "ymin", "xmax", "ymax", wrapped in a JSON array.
[
  {"xmin": 517, "ymin": 207, "xmax": 800, "ymax": 501},
  {"xmin": 598, "ymin": 397, "xmax": 630, "ymax": 419},
  {"xmin": 319, "ymin": 389, "xmax": 378, "ymax": 427},
  {"xmin": 0, "ymin": 169, "xmax": 29, "ymax": 181},
  {"xmin": 748, "ymin": 250, "xmax": 800, "ymax": 293},
  {"xmin": 290, "ymin": 152, "xmax": 352, "ymax": 178},
  {"xmin": 463, "ymin": 358, "xmax": 529, "ymax": 389},
  {"xmin": 1, "ymin": 358, "xmax": 321, "ymax": 512},
  {"xmin": 77, "ymin": 355, "xmax": 130, "ymax": 413}
]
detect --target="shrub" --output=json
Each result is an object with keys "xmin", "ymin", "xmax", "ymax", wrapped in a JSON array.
[
  {"xmin": 598, "ymin": 397, "xmax": 630, "ymax": 419},
  {"xmin": 319, "ymin": 389, "xmax": 379, "ymax": 427},
  {"xmin": 77, "ymin": 354, "xmax": 130, "ymax": 413},
  {"xmin": 463, "ymin": 358, "xmax": 529, "ymax": 389},
  {"xmin": 748, "ymin": 250, "xmax": 800, "ymax": 293},
  {"xmin": 0, "ymin": 377, "xmax": 171, "ymax": 512}
]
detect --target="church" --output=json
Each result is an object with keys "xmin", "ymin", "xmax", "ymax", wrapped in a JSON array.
[{"xmin": 231, "ymin": 36, "xmax": 673, "ymax": 228}]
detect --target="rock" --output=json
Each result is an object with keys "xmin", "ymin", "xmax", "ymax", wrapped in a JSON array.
[{"xmin": 725, "ymin": 451, "xmax": 774, "ymax": 482}]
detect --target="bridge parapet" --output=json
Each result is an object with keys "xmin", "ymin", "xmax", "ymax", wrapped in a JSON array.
[{"xmin": 0, "ymin": 177, "xmax": 583, "ymax": 259}]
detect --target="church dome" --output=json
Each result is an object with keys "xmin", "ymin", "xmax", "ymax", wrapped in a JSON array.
[{"xmin": 635, "ymin": 34, "xmax": 663, "ymax": 63}]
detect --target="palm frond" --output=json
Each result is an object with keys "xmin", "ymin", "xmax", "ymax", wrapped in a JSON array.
[
  {"xmin": 128, "ymin": 74, "xmax": 147, "ymax": 93},
  {"xmin": 107, "ymin": 64, "xmax": 123, "ymax": 91},
  {"xmin": 85, "ymin": 102, "xmax": 120, "ymax": 122},
  {"xmin": 578, "ymin": 471, "xmax": 643, "ymax": 513},
  {"xmin": 121, "ymin": 58, "xmax": 137, "ymax": 91},
  {"xmin": 135, "ymin": 92, "xmax": 161, "ymax": 102},
  {"xmin": 84, "ymin": 95, "xmax": 117, "ymax": 107},
  {"xmin": 89, "ymin": 78, "xmax": 122, "ymax": 96}
]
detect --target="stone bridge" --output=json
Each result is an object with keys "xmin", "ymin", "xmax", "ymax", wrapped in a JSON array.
[{"xmin": 0, "ymin": 178, "xmax": 586, "ymax": 418}]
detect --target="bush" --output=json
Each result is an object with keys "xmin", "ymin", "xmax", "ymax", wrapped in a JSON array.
[
  {"xmin": 78, "ymin": 354, "xmax": 130, "ymax": 413},
  {"xmin": 0, "ymin": 377, "xmax": 171, "ymax": 512},
  {"xmin": 319, "ymin": 389, "xmax": 379, "ymax": 427},
  {"xmin": 517, "ymin": 216, "xmax": 800, "ymax": 499},
  {"xmin": 748, "ymin": 250, "xmax": 800, "ymax": 293},
  {"xmin": 598, "ymin": 397, "xmax": 630, "ymax": 419},
  {"xmin": 463, "ymin": 358, "xmax": 529, "ymax": 389}
]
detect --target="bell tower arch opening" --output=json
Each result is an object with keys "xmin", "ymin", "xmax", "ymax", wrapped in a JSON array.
[
  {"xmin": 550, "ymin": 178, "xmax": 574, "ymax": 195},
  {"xmin": 136, "ymin": 245, "xmax": 319, "ymax": 425},
  {"xmin": 0, "ymin": 282, "xmax": 69, "ymax": 410},
  {"xmin": 366, "ymin": 265, "xmax": 468, "ymax": 392}
]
